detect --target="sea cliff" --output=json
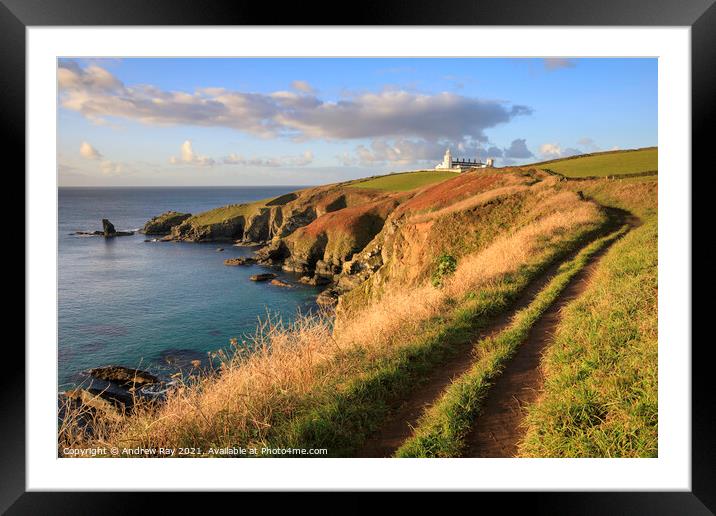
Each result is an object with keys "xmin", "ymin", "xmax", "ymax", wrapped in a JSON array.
[{"xmin": 149, "ymin": 169, "xmax": 549, "ymax": 306}]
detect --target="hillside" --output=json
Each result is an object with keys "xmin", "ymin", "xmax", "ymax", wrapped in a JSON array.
[
  {"xmin": 60, "ymin": 161, "xmax": 658, "ymax": 459},
  {"xmin": 530, "ymin": 147, "xmax": 657, "ymax": 178},
  {"xmin": 348, "ymin": 170, "xmax": 459, "ymax": 191}
]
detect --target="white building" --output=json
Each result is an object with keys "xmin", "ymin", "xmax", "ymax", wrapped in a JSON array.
[{"xmin": 435, "ymin": 148, "xmax": 494, "ymax": 172}]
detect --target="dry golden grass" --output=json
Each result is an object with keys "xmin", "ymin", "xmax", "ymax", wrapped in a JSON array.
[
  {"xmin": 408, "ymin": 185, "xmax": 530, "ymax": 224},
  {"xmin": 59, "ymin": 186, "xmax": 605, "ymax": 455}
]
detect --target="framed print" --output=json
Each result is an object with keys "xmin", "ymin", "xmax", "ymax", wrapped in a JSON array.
[{"xmin": 7, "ymin": 0, "xmax": 711, "ymax": 510}]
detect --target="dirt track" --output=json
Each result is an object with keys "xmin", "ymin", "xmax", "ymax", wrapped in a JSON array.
[
  {"xmin": 356, "ymin": 225, "xmax": 628, "ymax": 458},
  {"xmin": 462, "ymin": 250, "xmax": 606, "ymax": 457},
  {"xmin": 356, "ymin": 249, "xmax": 591, "ymax": 458}
]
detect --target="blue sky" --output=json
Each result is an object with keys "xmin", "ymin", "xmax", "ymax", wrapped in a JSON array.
[{"xmin": 57, "ymin": 57, "xmax": 657, "ymax": 186}]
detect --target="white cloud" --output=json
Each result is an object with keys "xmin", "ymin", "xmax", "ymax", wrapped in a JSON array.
[
  {"xmin": 223, "ymin": 150, "xmax": 314, "ymax": 167},
  {"xmin": 341, "ymin": 137, "xmax": 534, "ymax": 167},
  {"xmin": 291, "ymin": 80, "xmax": 315, "ymax": 94},
  {"xmin": 485, "ymin": 146, "xmax": 504, "ymax": 158},
  {"xmin": 346, "ymin": 139, "xmax": 446, "ymax": 166},
  {"xmin": 79, "ymin": 141, "xmax": 103, "ymax": 160},
  {"xmin": 539, "ymin": 143, "xmax": 563, "ymax": 159},
  {"xmin": 503, "ymin": 138, "xmax": 533, "ymax": 159},
  {"xmin": 75, "ymin": 141, "xmax": 124, "ymax": 175},
  {"xmin": 100, "ymin": 160, "xmax": 123, "ymax": 175},
  {"xmin": 539, "ymin": 143, "xmax": 582, "ymax": 159},
  {"xmin": 169, "ymin": 140, "xmax": 216, "ymax": 167},
  {"xmin": 59, "ymin": 63, "xmax": 123, "ymax": 93},
  {"xmin": 59, "ymin": 61, "xmax": 533, "ymax": 142}
]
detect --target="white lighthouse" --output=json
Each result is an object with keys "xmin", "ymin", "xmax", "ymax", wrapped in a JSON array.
[
  {"xmin": 435, "ymin": 147, "xmax": 493, "ymax": 172},
  {"xmin": 435, "ymin": 148, "xmax": 453, "ymax": 170}
]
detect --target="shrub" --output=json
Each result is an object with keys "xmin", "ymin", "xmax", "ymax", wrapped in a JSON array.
[{"xmin": 432, "ymin": 254, "xmax": 458, "ymax": 287}]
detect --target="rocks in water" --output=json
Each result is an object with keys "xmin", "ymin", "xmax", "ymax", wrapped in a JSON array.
[
  {"xmin": 75, "ymin": 219, "xmax": 134, "ymax": 237},
  {"xmin": 216, "ymin": 248, "xmax": 225, "ymax": 252},
  {"xmin": 61, "ymin": 366, "xmax": 165, "ymax": 429},
  {"xmin": 87, "ymin": 365, "xmax": 158, "ymax": 388},
  {"xmin": 141, "ymin": 211, "xmax": 192, "ymax": 235},
  {"xmin": 102, "ymin": 218, "xmax": 116, "ymax": 236},
  {"xmin": 224, "ymin": 257, "xmax": 257, "ymax": 266},
  {"xmin": 270, "ymin": 278, "xmax": 292, "ymax": 288},
  {"xmin": 250, "ymin": 273, "xmax": 278, "ymax": 282}
]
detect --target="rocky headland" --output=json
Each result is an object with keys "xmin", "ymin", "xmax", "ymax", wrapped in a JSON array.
[
  {"xmin": 144, "ymin": 169, "xmax": 544, "ymax": 309},
  {"xmin": 140, "ymin": 211, "xmax": 192, "ymax": 235}
]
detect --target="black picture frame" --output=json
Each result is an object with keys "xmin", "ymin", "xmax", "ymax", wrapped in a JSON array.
[{"xmin": 6, "ymin": 0, "xmax": 709, "ymax": 510}]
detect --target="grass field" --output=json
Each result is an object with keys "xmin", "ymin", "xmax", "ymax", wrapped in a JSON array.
[
  {"xmin": 534, "ymin": 147, "xmax": 657, "ymax": 178},
  {"xmin": 349, "ymin": 170, "xmax": 458, "ymax": 191},
  {"xmin": 268, "ymin": 218, "xmax": 610, "ymax": 456},
  {"xmin": 519, "ymin": 219, "xmax": 657, "ymax": 457},
  {"xmin": 187, "ymin": 199, "xmax": 268, "ymax": 225},
  {"xmin": 395, "ymin": 227, "xmax": 629, "ymax": 457}
]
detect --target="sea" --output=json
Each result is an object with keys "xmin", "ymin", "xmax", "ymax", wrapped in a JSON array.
[{"xmin": 58, "ymin": 186, "xmax": 320, "ymax": 390}]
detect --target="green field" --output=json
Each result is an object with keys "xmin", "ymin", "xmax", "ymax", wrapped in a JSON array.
[
  {"xmin": 349, "ymin": 170, "xmax": 458, "ymax": 191},
  {"xmin": 519, "ymin": 219, "xmax": 657, "ymax": 457},
  {"xmin": 395, "ymin": 227, "xmax": 629, "ymax": 458},
  {"xmin": 534, "ymin": 147, "xmax": 657, "ymax": 178},
  {"xmin": 187, "ymin": 199, "xmax": 268, "ymax": 225}
]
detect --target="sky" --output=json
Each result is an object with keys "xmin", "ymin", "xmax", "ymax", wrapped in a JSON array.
[{"xmin": 57, "ymin": 57, "xmax": 657, "ymax": 187}]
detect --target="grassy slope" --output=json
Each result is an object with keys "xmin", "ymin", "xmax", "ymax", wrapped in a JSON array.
[
  {"xmin": 533, "ymin": 147, "xmax": 657, "ymax": 178},
  {"xmin": 565, "ymin": 175, "xmax": 657, "ymax": 220},
  {"xmin": 60, "ymin": 170, "xmax": 656, "ymax": 459},
  {"xmin": 518, "ymin": 178, "xmax": 658, "ymax": 457},
  {"xmin": 266, "ymin": 218, "xmax": 609, "ymax": 456},
  {"xmin": 187, "ymin": 200, "xmax": 268, "ymax": 225},
  {"xmin": 349, "ymin": 170, "xmax": 459, "ymax": 191},
  {"xmin": 395, "ymin": 227, "xmax": 629, "ymax": 457}
]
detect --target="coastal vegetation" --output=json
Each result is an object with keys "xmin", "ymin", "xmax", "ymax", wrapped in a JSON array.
[
  {"xmin": 518, "ymin": 175, "xmax": 658, "ymax": 457},
  {"xmin": 533, "ymin": 147, "xmax": 657, "ymax": 178},
  {"xmin": 59, "ymin": 148, "xmax": 658, "ymax": 458},
  {"xmin": 395, "ymin": 226, "xmax": 630, "ymax": 457},
  {"xmin": 348, "ymin": 170, "xmax": 458, "ymax": 191},
  {"xmin": 140, "ymin": 211, "xmax": 191, "ymax": 235}
]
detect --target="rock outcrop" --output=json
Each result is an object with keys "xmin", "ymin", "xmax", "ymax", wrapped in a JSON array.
[
  {"xmin": 141, "ymin": 211, "xmax": 191, "ymax": 235},
  {"xmin": 87, "ymin": 365, "xmax": 159, "ymax": 388},
  {"xmin": 102, "ymin": 219, "xmax": 116, "ymax": 236},
  {"xmin": 224, "ymin": 257, "xmax": 257, "ymax": 266},
  {"xmin": 62, "ymin": 365, "xmax": 163, "ymax": 423},
  {"xmin": 250, "ymin": 273, "xmax": 278, "ymax": 282},
  {"xmin": 75, "ymin": 219, "xmax": 134, "ymax": 237}
]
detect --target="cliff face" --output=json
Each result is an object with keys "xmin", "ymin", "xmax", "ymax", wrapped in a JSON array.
[
  {"xmin": 149, "ymin": 169, "xmax": 558, "ymax": 306},
  {"xmin": 334, "ymin": 171, "xmax": 556, "ymax": 312},
  {"xmin": 282, "ymin": 197, "xmax": 401, "ymax": 277}
]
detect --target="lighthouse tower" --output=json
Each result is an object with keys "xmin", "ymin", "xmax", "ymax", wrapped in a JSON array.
[
  {"xmin": 443, "ymin": 148, "xmax": 452, "ymax": 168},
  {"xmin": 436, "ymin": 148, "xmax": 453, "ymax": 170}
]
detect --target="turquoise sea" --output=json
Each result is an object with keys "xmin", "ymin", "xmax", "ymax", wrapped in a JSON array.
[{"xmin": 58, "ymin": 186, "xmax": 319, "ymax": 389}]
